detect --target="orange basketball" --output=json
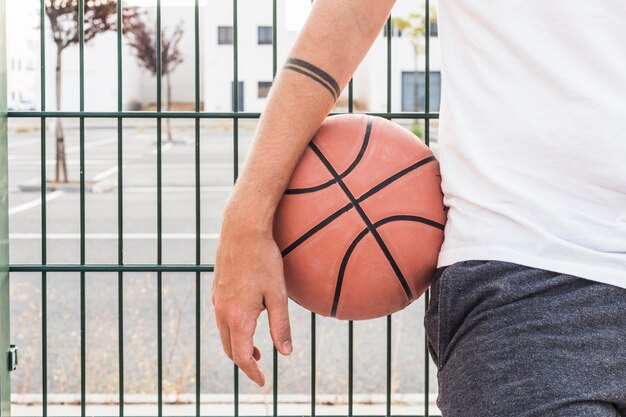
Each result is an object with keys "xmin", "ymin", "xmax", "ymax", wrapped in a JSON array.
[{"xmin": 272, "ymin": 114, "xmax": 447, "ymax": 320}]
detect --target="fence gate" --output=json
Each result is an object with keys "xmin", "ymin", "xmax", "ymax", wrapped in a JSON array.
[{"xmin": 0, "ymin": 0, "xmax": 12, "ymax": 414}]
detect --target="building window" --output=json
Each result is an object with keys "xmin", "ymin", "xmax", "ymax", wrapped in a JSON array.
[
  {"xmin": 258, "ymin": 26, "xmax": 273, "ymax": 45},
  {"xmin": 430, "ymin": 22, "xmax": 438, "ymax": 37},
  {"xmin": 258, "ymin": 81, "xmax": 272, "ymax": 98},
  {"xmin": 401, "ymin": 71, "xmax": 442, "ymax": 112},
  {"xmin": 218, "ymin": 26, "xmax": 233, "ymax": 45}
]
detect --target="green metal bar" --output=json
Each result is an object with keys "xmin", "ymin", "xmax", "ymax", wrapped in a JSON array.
[
  {"xmin": 233, "ymin": 363, "xmax": 238, "ymax": 417},
  {"xmin": 156, "ymin": 1, "xmax": 163, "ymax": 416},
  {"xmin": 116, "ymin": 1, "xmax": 125, "ymax": 416},
  {"xmin": 10, "ymin": 264, "xmax": 215, "ymax": 273},
  {"xmin": 348, "ymin": 320, "xmax": 353, "ymax": 417},
  {"xmin": 232, "ymin": 1, "xmax": 240, "ymax": 416},
  {"xmin": 385, "ymin": 13, "xmax": 393, "ymax": 417},
  {"xmin": 78, "ymin": 1, "xmax": 86, "ymax": 415},
  {"xmin": 8, "ymin": 110, "xmax": 438, "ymax": 119},
  {"xmin": 310, "ymin": 312, "xmax": 315, "ymax": 417},
  {"xmin": 39, "ymin": 1, "xmax": 48, "ymax": 416},
  {"xmin": 0, "ymin": 0, "xmax": 11, "ymax": 414},
  {"xmin": 271, "ymin": 1, "xmax": 278, "ymax": 412},
  {"xmin": 386, "ymin": 15, "xmax": 392, "ymax": 114},
  {"xmin": 347, "ymin": 76, "xmax": 354, "ymax": 417},
  {"xmin": 386, "ymin": 314, "xmax": 392, "ymax": 417},
  {"xmin": 348, "ymin": 79, "xmax": 353, "ymax": 113},
  {"xmin": 424, "ymin": 0, "xmax": 431, "ymax": 413},
  {"xmin": 232, "ymin": 0, "xmax": 239, "ymax": 185},
  {"xmin": 272, "ymin": 0, "xmax": 277, "ymax": 77},
  {"xmin": 272, "ymin": 347, "xmax": 277, "ymax": 417},
  {"xmin": 194, "ymin": 0, "xmax": 201, "ymax": 416},
  {"xmin": 424, "ymin": 0, "xmax": 431, "ymax": 148}
]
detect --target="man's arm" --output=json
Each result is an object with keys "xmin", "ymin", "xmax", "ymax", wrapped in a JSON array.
[{"xmin": 212, "ymin": 0, "xmax": 397, "ymax": 388}]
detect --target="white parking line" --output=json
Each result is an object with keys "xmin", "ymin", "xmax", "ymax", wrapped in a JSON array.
[
  {"xmin": 66, "ymin": 137, "xmax": 118, "ymax": 154},
  {"xmin": 92, "ymin": 166, "xmax": 119, "ymax": 182},
  {"xmin": 8, "ymin": 159, "xmax": 129, "ymax": 167},
  {"xmin": 150, "ymin": 142, "xmax": 173, "ymax": 155},
  {"xmin": 9, "ymin": 233, "xmax": 220, "ymax": 240},
  {"xmin": 8, "ymin": 138, "xmax": 40, "ymax": 150},
  {"xmin": 8, "ymin": 191, "xmax": 66, "ymax": 216}
]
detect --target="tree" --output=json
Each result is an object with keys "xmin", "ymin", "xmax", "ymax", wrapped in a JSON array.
[
  {"xmin": 393, "ymin": 4, "xmax": 438, "ymax": 136},
  {"xmin": 44, "ymin": 0, "xmax": 141, "ymax": 183},
  {"xmin": 126, "ymin": 16, "xmax": 184, "ymax": 142}
]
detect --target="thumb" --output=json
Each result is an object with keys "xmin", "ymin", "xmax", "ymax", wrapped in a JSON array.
[{"xmin": 264, "ymin": 290, "xmax": 293, "ymax": 356}]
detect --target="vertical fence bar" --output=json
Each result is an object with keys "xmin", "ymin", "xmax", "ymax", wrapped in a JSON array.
[
  {"xmin": 78, "ymin": 1, "xmax": 86, "ymax": 415},
  {"xmin": 116, "ymin": 1, "xmax": 125, "ymax": 416},
  {"xmin": 272, "ymin": 0, "xmax": 277, "ymax": 77},
  {"xmin": 424, "ymin": 1, "xmax": 432, "ymax": 413},
  {"xmin": 347, "ymin": 74, "xmax": 354, "ymax": 417},
  {"xmin": 232, "ymin": 0, "xmax": 239, "ymax": 183},
  {"xmin": 194, "ymin": 1, "xmax": 201, "ymax": 416},
  {"xmin": 232, "ymin": 0, "xmax": 239, "ymax": 416},
  {"xmin": 39, "ymin": 1, "xmax": 48, "ymax": 416},
  {"xmin": 156, "ymin": 0, "xmax": 163, "ymax": 416},
  {"xmin": 310, "ymin": 311, "xmax": 315, "ymax": 417},
  {"xmin": 0, "ymin": 0, "xmax": 10, "ymax": 413},
  {"xmin": 271, "ymin": 3, "xmax": 278, "ymax": 416},
  {"xmin": 385, "ymin": 13, "xmax": 393, "ymax": 417},
  {"xmin": 348, "ymin": 319, "xmax": 353, "ymax": 417},
  {"xmin": 424, "ymin": 0, "xmax": 430, "ymax": 148}
]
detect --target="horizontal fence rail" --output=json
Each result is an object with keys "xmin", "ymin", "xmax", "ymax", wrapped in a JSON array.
[{"xmin": 5, "ymin": 0, "xmax": 440, "ymax": 416}]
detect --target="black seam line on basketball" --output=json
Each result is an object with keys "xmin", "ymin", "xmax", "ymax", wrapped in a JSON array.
[
  {"xmin": 373, "ymin": 214, "xmax": 445, "ymax": 231},
  {"xmin": 356, "ymin": 155, "xmax": 436, "ymax": 202},
  {"xmin": 339, "ymin": 116, "xmax": 373, "ymax": 179},
  {"xmin": 281, "ymin": 202, "xmax": 353, "ymax": 257},
  {"xmin": 285, "ymin": 178, "xmax": 337, "ymax": 194},
  {"xmin": 287, "ymin": 57, "xmax": 341, "ymax": 97},
  {"xmin": 308, "ymin": 141, "xmax": 415, "ymax": 304},
  {"xmin": 284, "ymin": 65, "xmax": 337, "ymax": 101},
  {"xmin": 284, "ymin": 117, "xmax": 373, "ymax": 194},
  {"xmin": 330, "ymin": 215, "xmax": 445, "ymax": 318},
  {"xmin": 330, "ymin": 226, "xmax": 369, "ymax": 318}
]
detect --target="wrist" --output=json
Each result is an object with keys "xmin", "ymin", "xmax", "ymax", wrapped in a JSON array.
[{"xmin": 222, "ymin": 193, "xmax": 276, "ymax": 236}]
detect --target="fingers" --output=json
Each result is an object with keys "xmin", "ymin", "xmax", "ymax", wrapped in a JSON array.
[
  {"xmin": 264, "ymin": 290, "xmax": 293, "ymax": 356},
  {"xmin": 214, "ymin": 299, "xmax": 266, "ymax": 387},
  {"xmin": 229, "ymin": 312, "xmax": 266, "ymax": 387},
  {"xmin": 215, "ymin": 312, "xmax": 233, "ymax": 360},
  {"xmin": 252, "ymin": 344, "xmax": 262, "ymax": 361}
]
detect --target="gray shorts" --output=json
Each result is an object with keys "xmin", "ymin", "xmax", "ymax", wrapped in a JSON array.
[{"xmin": 424, "ymin": 259, "xmax": 626, "ymax": 417}]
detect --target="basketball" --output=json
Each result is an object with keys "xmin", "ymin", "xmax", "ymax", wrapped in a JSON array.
[{"xmin": 272, "ymin": 113, "xmax": 447, "ymax": 320}]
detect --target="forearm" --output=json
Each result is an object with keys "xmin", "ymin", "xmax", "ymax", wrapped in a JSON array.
[{"xmin": 224, "ymin": 0, "xmax": 396, "ymax": 232}]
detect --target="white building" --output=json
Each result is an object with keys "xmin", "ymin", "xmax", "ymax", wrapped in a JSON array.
[
  {"xmin": 7, "ymin": 0, "xmax": 441, "ymax": 114},
  {"xmin": 202, "ymin": 0, "xmax": 442, "ymax": 114}
]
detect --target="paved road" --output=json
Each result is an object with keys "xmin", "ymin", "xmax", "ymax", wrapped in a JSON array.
[{"xmin": 7, "ymin": 119, "xmax": 440, "ymax": 397}]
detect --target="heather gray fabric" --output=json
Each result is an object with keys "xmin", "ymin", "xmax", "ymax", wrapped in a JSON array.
[{"xmin": 424, "ymin": 259, "xmax": 626, "ymax": 417}]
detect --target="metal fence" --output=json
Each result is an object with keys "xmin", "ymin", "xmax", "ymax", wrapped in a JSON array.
[{"xmin": 3, "ymin": 0, "xmax": 439, "ymax": 416}]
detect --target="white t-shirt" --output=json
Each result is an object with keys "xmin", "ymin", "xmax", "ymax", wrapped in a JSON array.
[{"xmin": 435, "ymin": 0, "xmax": 626, "ymax": 289}]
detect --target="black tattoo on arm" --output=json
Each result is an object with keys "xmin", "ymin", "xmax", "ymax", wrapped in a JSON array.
[{"xmin": 283, "ymin": 57, "xmax": 340, "ymax": 101}]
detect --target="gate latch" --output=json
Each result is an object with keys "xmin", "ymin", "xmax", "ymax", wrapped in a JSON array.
[{"xmin": 8, "ymin": 344, "xmax": 17, "ymax": 372}]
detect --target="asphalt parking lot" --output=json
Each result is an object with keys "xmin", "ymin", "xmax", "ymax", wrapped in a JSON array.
[{"xmin": 7, "ymin": 118, "xmax": 439, "ymax": 400}]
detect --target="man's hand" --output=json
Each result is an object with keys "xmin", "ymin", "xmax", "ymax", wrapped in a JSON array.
[{"xmin": 212, "ymin": 210, "xmax": 292, "ymax": 388}]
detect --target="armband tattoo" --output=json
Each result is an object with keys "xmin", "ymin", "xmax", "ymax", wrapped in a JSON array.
[{"xmin": 284, "ymin": 57, "xmax": 341, "ymax": 101}]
